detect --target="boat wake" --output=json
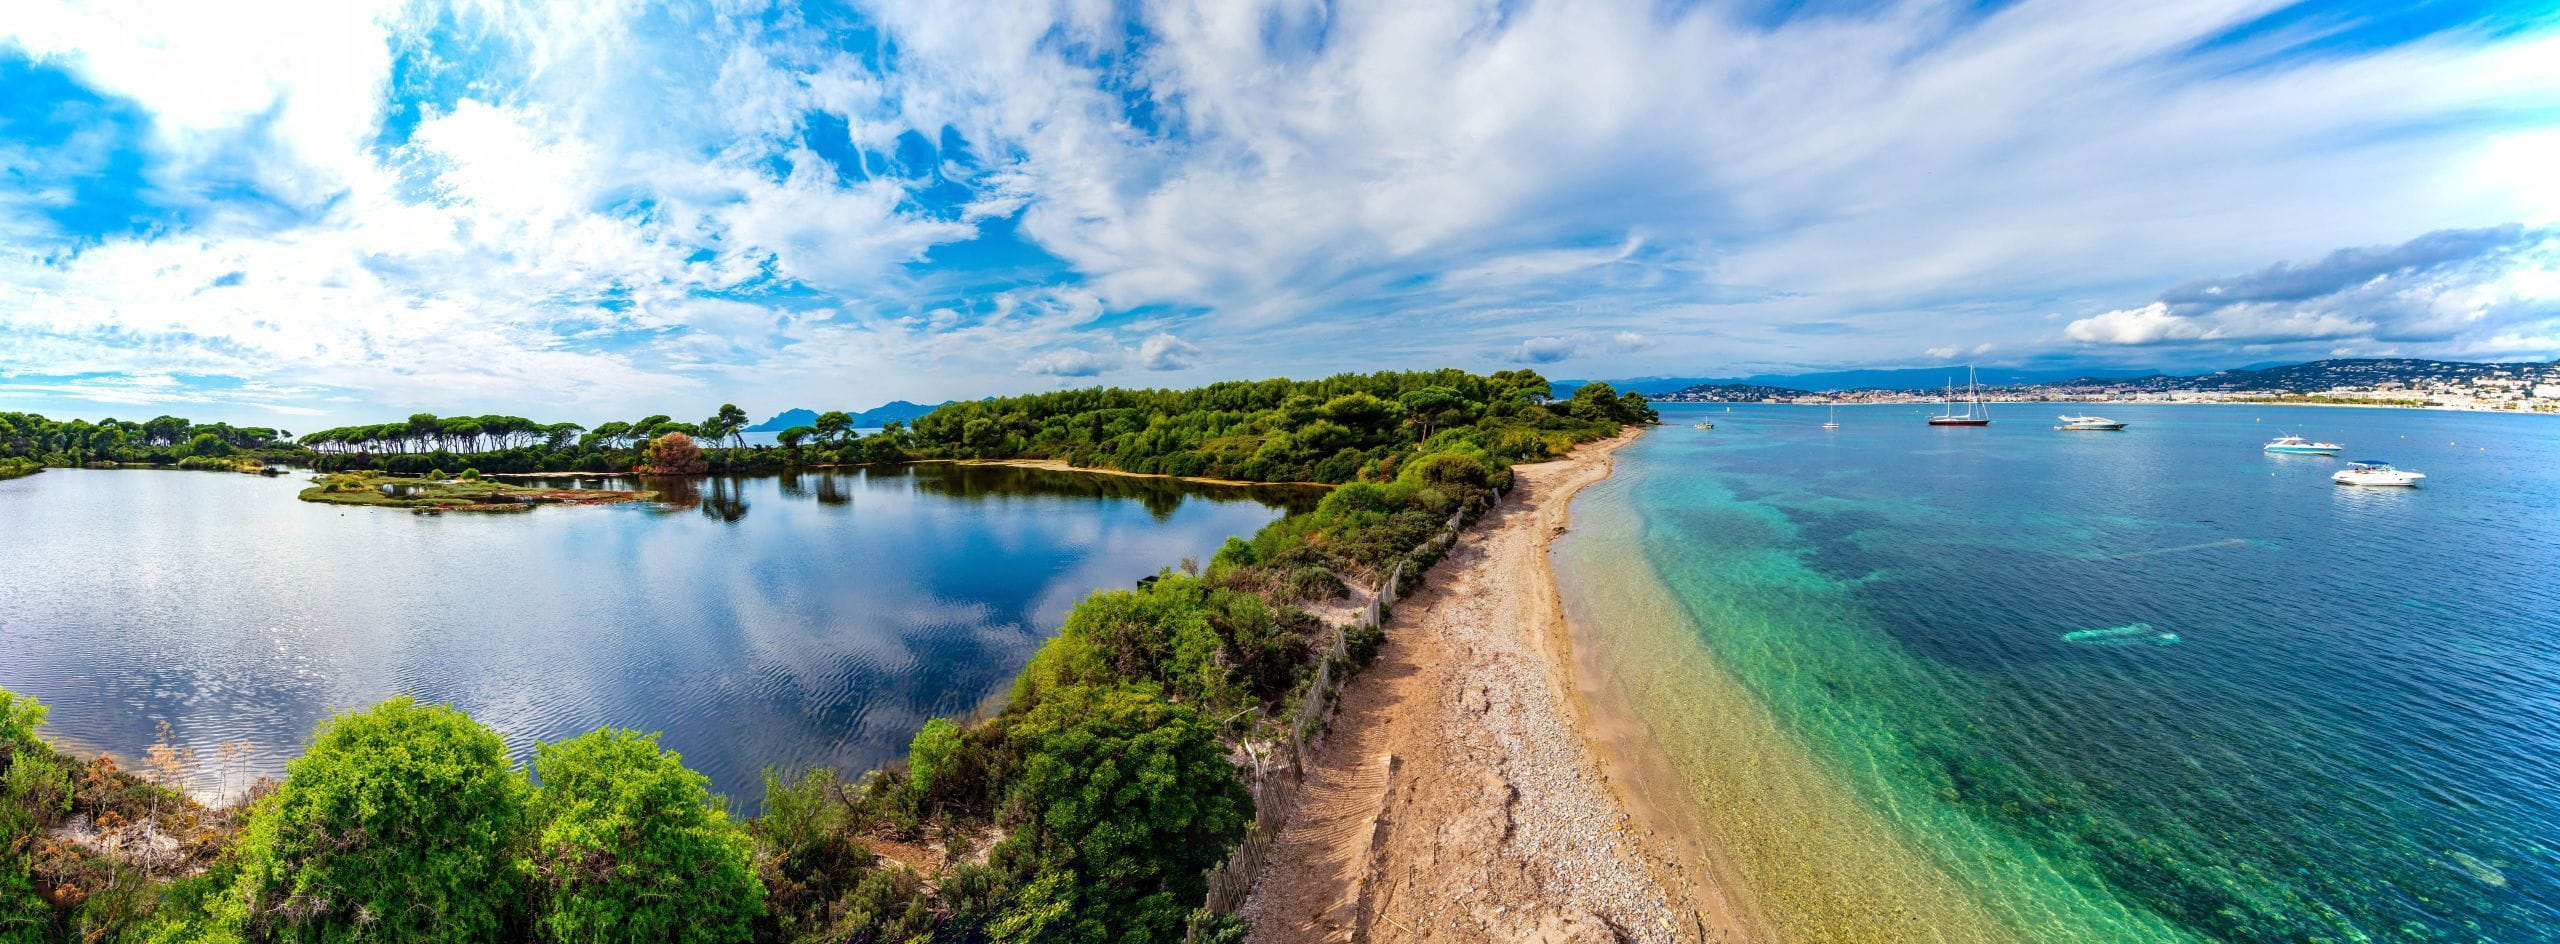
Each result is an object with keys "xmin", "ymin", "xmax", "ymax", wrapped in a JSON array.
[
  {"xmin": 2061, "ymin": 623, "xmax": 2181, "ymax": 646},
  {"xmin": 2082, "ymin": 537, "xmax": 2258, "ymax": 561}
]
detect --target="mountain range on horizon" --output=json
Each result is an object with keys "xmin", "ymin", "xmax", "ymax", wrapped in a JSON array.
[
  {"xmin": 1559, "ymin": 357, "xmax": 2560, "ymax": 397},
  {"xmin": 745, "ymin": 400, "xmax": 952, "ymax": 432}
]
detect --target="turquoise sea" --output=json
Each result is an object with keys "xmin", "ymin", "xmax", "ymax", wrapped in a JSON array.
[{"xmin": 1555, "ymin": 403, "xmax": 2560, "ymax": 943}]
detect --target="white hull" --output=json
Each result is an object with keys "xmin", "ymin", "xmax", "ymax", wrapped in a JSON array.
[
  {"xmin": 2054, "ymin": 415, "xmax": 2125, "ymax": 431},
  {"xmin": 2334, "ymin": 470, "xmax": 2424, "ymax": 486}
]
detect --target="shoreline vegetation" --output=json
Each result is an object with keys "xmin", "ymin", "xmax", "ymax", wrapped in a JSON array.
[
  {"xmin": 295, "ymin": 472, "xmax": 657, "ymax": 512},
  {"xmin": 1236, "ymin": 430, "xmax": 1734, "ymax": 943},
  {"xmin": 2, "ymin": 370, "xmax": 1660, "ymax": 944}
]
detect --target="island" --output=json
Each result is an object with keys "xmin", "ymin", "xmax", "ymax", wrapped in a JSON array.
[{"xmin": 296, "ymin": 471, "xmax": 655, "ymax": 512}]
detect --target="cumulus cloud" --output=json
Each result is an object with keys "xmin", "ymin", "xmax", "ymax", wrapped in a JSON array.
[
  {"xmin": 3, "ymin": 0, "xmax": 2559, "ymax": 424},
  {"xmin": 2065, "ymin": 225, "xmax": 2560, "ymax": 356},
  {"xmin": 1137, "ymin": 333, "xmax": 1204, "ymax": 371},
  {"xmin": 1022, "ymin": 348, "xmax": 1117, "ymax": 377},
  {"xmin": 1510, "ymin": 336, "xmax": 1579, "ymax": 364}
]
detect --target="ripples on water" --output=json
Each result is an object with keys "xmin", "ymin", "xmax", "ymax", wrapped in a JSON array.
[
  {"xmin": 1592, "ymin": 404, "xmax": 2560, "ymax": 943},
  {"xmin": 0, "ymin": 464, "xmax": 1307, "ymax": 808}
]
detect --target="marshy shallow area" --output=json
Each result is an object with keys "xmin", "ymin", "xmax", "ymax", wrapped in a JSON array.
[{"xmin": 298, "ymin": 471, "xmax": 654, "ymax": 511}]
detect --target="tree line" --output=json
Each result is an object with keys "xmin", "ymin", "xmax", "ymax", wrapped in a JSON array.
[
  {"xmin": 904, "ymin": 369, "xmax": 1655, "ymax": 483},
  {"xmin": 0, "ymin": 413, "xmax": 290, "ymax": 469}
]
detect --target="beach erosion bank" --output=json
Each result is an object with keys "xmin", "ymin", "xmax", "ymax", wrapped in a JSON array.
[{"xmin": 1238, "ymin": 430, "xmax": 1746, "ymax": 944}]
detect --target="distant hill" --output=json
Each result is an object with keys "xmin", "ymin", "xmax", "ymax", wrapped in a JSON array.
[
  {"xmin": 2046, "ymin": 358, "xmax": 2553, "ymax": 393},
  {"xmin": 745, "ymin": 409, "xmax": 820, "ymax": 432},
  {"xmin": 747, "ymin": 400, "xmax": 951, "ymax": 431},
  {"xmin": 1556, "ymin": 364, "xmax": 2162, "ymax": 396},
  {"xmin": 1652, "ymin": 383, "xmax": 1811, "ymax": 402}
]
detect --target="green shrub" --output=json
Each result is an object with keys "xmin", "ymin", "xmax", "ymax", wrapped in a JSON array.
[
  {"xmin": 225, "ymin": 697, "xmax": 529, "ymax": 943},
  {"xmin": 752, "ymin": 768, "xmax": 869, "ymax": 939},
  {"xmin": 1014, "ymin": 576, "xmax": 1318, "ymax": 716},
  {"xmin": 907, "ymin": 718, "xmax": 964, "ymax": 800},
  {"xmin": 991, "ymin": 685, "xmax": 1249, "ymax": 944},
  {"xmin": 2, "ymin": 689, "xmax": 71, "ymax": 944},
  {"xmin": 460, "ymin": 468, "xmax": 481, "ymax": 480},
  {"xmin": 527, "ymin": 729, "xmax": 762, "ymax": 944}
]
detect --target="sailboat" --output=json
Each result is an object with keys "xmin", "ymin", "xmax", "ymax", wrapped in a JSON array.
[
  {"xmin": 1927, "ymin": 367, "xmax": 1992, "ymax": 426},
  {"xmin": 1822, "ymin": 403, "xmax": 1840, "ymax": 429}
]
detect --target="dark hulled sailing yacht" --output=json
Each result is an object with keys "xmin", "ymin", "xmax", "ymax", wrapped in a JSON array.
[{"xmin": 1928, "ymin": 367, "xmax": 1991, "ymax": 426}]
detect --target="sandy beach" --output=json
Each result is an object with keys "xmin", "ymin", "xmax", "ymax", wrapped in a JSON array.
[{"xmin": 1239, "ymin": 430, "xmax": 1749, "ymax": 944}]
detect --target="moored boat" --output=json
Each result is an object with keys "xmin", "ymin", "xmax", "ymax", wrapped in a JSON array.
[
  {"xmin": 1928, "ymin": 367, "xmax": 1992, "ymax": 426},
  {"xmin": 2264, "ymin": 434, "xmax": 2342, "ymax": 455},
  {"xmin": 2054, "ymin": 414, "xmax": 2126, "ymax": 431},
  {"xmin": 2333, "ymin": 461, "xmax": 2424, "ymax": 486}
]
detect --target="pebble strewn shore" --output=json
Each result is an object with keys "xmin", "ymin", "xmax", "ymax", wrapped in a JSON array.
[{"xmin": 1242, "ymin": 432, "xmax": 1733, "ymax": 944}]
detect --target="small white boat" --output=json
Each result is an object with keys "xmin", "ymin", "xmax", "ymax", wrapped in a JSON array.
[
  {"xmin": 1822, "ymin": 403, "xmax": 1839, "ymax": 429},
  {"xmin": 2054, "ymin": 414, "xmax": 2126, "ymax": 431},
  {"xmin": 1694, "ymin": 422, "xmax": 1714, "ymax": 429},
  {"xmin": 2333, "ymin": 461, "xmax": 2423, "ymax": 487},
  {"xmin": 2264, "ymin": 435, "xmax": 2342, "ymax": 455}
]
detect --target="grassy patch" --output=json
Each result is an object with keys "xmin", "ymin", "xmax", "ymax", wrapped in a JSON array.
[{"xmin": 297, "ymin": 472, "xmax": 654, "ymax": 512}]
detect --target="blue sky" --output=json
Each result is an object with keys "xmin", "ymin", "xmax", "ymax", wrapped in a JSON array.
[{"xmin": 2, "ymin": 0, "xmax": 2557, "ymax": 427}]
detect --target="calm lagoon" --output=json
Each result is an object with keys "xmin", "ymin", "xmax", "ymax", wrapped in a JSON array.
[{"xmin": 0, "ymin": 463, "xmax": 1308, "ymax": 806}]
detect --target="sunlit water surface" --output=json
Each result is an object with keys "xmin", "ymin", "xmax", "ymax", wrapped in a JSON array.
[
  {"xmin": 1558, "ymin": 403, "xmax": 2560, "ymax": 943},
  {"xmin": 0, "ymin": 464, "xmax": 1305, "ymax": 807}
]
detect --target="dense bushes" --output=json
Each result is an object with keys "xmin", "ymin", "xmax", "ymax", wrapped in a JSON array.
[
  {"xmin": 0, "ymin": 694, "xmax": 767, "ymax": 944},
  {"xmin": 225, "ymin": 698, "xmax": 528, "ymax": 943},
  {"xmin": 1010, "ymin": 576, "xmax": 1322, "ymax": 720},
  {"xmin": 907, "ymin": 369, "xmax": 1635, "ymax": 484},
  {"xmin": 985, "ymin": 686, "xmax": 1249, "ymax": 944},
  {"xmin": 2, "ymin": 691, "xmax": 69, "ymax": 944},
  {"xmin": 528, "ymin": 730, "xmax": 763, "ymax": 944}
]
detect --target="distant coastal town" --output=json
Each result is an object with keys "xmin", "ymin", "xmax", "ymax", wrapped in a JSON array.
[{"xmin": 1641, "ymin": 357, "xmax": 2560, "ymax": 413}]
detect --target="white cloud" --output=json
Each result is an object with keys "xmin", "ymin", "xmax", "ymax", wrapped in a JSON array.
[
  {"xmin": 4, "ymin": 0, "xmax": 2559, "ymax": 425},
  {"xmin": 2064, "ymin": 225, "xmax": 2560, "ymax": 355},
  {"xmin": 1511, "ymin": 336, "xmax": 1578, "ymax": 364},
  {"xmin": 1022, "ymin": 347, "xmax": 1117, "ymax": 377},
  {"xmin": 1137, "ymin": 333, "xmax": 1205, "ymax": 371}
]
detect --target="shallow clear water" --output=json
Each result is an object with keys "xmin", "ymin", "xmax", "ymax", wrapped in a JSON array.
[
  {"xmin": 0, "ymin": 464, "xmax": 1304, "ymax": 807},
  {"xmin": 1558, "ymin": 403, "xmax": 2560, "ymax": 943}
]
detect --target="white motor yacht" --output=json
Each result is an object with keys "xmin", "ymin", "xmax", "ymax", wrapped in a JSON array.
[
  {"xmin": 2333, "ymin": 461, "xmax": 2424, "ymax": 486},
  {"xmin": 2054, "ymin": 414, "xmax": 2126, "ymax": 431},
  {"xmin": 2264, "ymin": 435, "xmax": 2342, "ymax": 455}
]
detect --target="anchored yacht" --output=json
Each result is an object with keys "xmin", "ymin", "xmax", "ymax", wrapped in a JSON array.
[
  {"xmin": 2333, "ymin": 461, "xmax": 2424, "ymax": 487},
  {"xmin": 2264, "ymin": 435, "xmax": 2342, "ymax": 455},
  {"xmin": 1928, "ymin": 368, "xmax": 1991, "ymax": 426},
  {"xmin": 2054, "ymin": 414, "xmax": 2126, "ymax": 431}
]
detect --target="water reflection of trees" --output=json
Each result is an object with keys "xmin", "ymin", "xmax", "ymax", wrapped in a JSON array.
[
  {"xmin": 883, "ymin": 464, "xmax": 1320, "ymax": 519},
  {"xmin": 620, "ymin": 464, "xmax": 1315, "ymax": 521},
  {"xmin": 633, "ymin": 475, "xmax": 749, "ymax": 523}
]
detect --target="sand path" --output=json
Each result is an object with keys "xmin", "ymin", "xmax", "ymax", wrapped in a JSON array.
[{"xmin": 1240, "ymin": 432, "xmax": 1745, "ymax": 944}]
